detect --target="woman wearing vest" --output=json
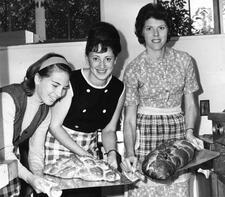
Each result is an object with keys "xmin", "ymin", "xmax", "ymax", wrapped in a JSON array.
[
  {"xmin": 44, "ymin": 22, "xmax": 125, "ymax": 197},
  {"xmin": 0, "ymin": 53, "xmax": 72, "ymax": 197}
]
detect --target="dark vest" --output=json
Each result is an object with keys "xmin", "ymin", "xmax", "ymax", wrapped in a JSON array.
[
  {"xmin": 63, "ymin": 70, "xmax": 124, "ymax": 132},
  {"xmin": 0, "ymin": 84, "xmax": 49, "ymax": 196},
  {"xmin": 0, "ymin": 84, "xmax": 49, "ymax": 149}
]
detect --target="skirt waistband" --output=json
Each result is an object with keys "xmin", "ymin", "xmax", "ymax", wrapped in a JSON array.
[{"xmin": 138, "ymin": 106, "xmax": 182, "ymax": 115}]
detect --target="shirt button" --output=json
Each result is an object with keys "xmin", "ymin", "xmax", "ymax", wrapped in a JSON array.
[
  {"xmin": 102, "ymin": 109, "xmax": 106, "ymax": 113},
  {"xmin": 82, "ymin": 109, "xmax": 87, "ymax": 113},
  {"xmin": 104, "ymin": 89, "xmax": 108, "ymax": 93},
  {"xmin": 86, "ymin": 89, "xmax": 90, "ymax": 93},
  {"xmin": 75, "ymin": 125, "xmax": 79, "ymax": 129}
]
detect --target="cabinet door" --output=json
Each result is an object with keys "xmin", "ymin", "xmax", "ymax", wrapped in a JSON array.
[{"xmin": 211, "ymin": 173, "xmax": 225, "ymax": 197}]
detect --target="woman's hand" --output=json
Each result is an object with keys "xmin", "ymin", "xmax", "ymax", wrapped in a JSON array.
[
  {"xmin": 80, "ymin": 150, "xmax": 94, "ymax": 158},
  {"xmin": 107, "ymin": 151, "xmax": 118, "ymax": 169},
  {"xmin": 27, "ymin": 174, "xmax": 62, "ymax": 197},
  {"xmin": 122, "ymin": 155, "xmax": 138, "ymax": 172},
  {"xmin": 186, "ymin": 132, "xmax": 204, "ymax": 150}
]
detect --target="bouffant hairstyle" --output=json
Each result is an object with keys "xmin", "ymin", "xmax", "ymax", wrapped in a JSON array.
[
  {"xmin": 135, "ymin": 3, "xmax": 172, "ymax": 45},
  {"xmin": 85, "ymin": 21, "xmax": 121, "ymax": 57}
]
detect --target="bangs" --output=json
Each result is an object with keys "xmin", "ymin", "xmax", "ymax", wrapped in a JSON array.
[{"xmin": 91, "ymin": 43, "xmax": 108, "ymax": 53}]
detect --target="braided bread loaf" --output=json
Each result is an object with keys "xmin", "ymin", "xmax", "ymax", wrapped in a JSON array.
[
  {"xmin": 142, "ymin": 139, "xmax": 195, "ymax": 180},
  {"xmin": 44, "ymin": 155, "xmax": 120, "ymax": 182}
]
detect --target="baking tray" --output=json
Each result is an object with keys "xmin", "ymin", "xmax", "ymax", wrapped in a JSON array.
[
  {"xmin": 44, "ymin": 171, "xmax": 133, "ymax": 190},
  {"xmin": 138, "ymin": 149, "xmax": 220, "ymax": 185},
  {"xmin": 177, "ymin": 149, "xmax": 220, "ymax": 171}
]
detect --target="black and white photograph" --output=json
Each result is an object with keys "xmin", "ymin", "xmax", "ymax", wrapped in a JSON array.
[{"xmin": 0, "ymin": 1, "xmax": 225, "ymax": 197}]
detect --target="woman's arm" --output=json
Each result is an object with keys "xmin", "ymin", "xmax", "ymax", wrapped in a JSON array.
[
  {"xmin": 101, "ymin": 88, "xmax": 125, "ymax": 167},
  {"xmin": 49, "ymin": 87, "xmax": 90, "ymax": 156},
  {"xmin": 184, "ymin": 93, "xmax": 197, "ymax": 131},
  {"xmin": 122, "ymin": 104, "xmax": 138, "ymax": 172},
  {"xmin": 184, "ymin": 93, "xmax": 203, "ymax": 150},
  {"xmin": 28, "ymin": 110, "xmax": 51, "ymax": 176},
  {"xmin": 123, "ymin": 105, "xmax": 137, "ymax": 160}
]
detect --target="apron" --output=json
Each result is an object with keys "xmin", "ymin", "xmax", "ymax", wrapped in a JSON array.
[
  {"xmin": 45, "ymin": 126, "xmax": 99, "ymax": 166},
  {"xmin": 128, "ymin": 106, "xmax": 192, "ymax": 197}
]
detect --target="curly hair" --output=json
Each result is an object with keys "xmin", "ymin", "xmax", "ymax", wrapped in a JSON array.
[
  {"xmin": 135, "ymin": 3, "xmax": 172, "ymax": 45},
  {"xmin": 85, "ymin": 21, "xmax": 121, "ymax": 57},
  {"xmin": 21, "ymin": 53, "xmax": 72, "ymax": 96}
]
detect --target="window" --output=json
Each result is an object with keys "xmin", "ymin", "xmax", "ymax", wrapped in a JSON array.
[
  {"xmin": 219, "ymin": 0, "xmax": 225, "ymax": 33},
  {"xmin": 0, "ymin": 0, "xmax": 35, "ymax": 33},
  {"xmin": 0, "ymin": 0, "xmax": 100, "ymax": 42},
  {"xmin": 157, "ymin": 0, "xmax": 221, "ymax": 36},
  {"xmin": 45, "ymin": 0, "xmax": 100, "ymax": 41},
  {"xmin": 190, "ymin": 0, "xmax": 220, "ymax": 35}
]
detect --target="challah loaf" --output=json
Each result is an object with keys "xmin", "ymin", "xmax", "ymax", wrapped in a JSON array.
[
  {"xmin": 44, "ymin": 154, "xmax": 120, "ymax": 182},
  {"xmin": 142, "ymin": 139, "xmax": 195, "ymax": 180}
]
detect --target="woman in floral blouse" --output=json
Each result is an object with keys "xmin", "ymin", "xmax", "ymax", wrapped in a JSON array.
[{"xmin": 122, "ymin": 3, "xmax": 203, "ymax": 197}]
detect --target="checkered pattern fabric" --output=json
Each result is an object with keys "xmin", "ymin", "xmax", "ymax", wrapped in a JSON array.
[
  {"xmin": 45, "ymin": 126, "xmax": 98, "ymax": 165},
  {"xmin": 0, "ymin": 178, "xmax": 20, "ymax": 197},
  {"xmin": 135, "ymin": 113, "xmax": 185, "ymax": 162},
  {"xmin": 128, "ymin": 112, "xmax": 190, "ymax": 197}
]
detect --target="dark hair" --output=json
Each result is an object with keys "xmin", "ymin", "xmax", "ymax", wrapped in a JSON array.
[
  {"xmin": 135, "ymin": 3, "xmax": 171, "ymax": 45},
  {"xmin": 85, "ymin": 22, "xmax": 121, "ymax": 57},
  {"xmin": 21, "ymin": 53, "xmax": 72, "ymax": 96}
]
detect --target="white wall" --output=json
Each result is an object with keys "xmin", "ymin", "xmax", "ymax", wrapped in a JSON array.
[
  {"xmin": 0, "ymin": 42, "xmax": 86, "ymax": 87},
  {"xmin": 171, "ymin": 35, "xmax": 225, "ymax": 111}
]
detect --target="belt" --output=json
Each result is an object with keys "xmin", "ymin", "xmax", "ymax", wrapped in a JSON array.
[{"xmin": 138, "ymin": 106, "xmax": 182, "ymax": 115}]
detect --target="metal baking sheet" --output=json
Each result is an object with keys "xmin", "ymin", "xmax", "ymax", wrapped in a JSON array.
[
  {"xmin": 44, "ymin": 172, "xmax": 133, "ymax": 190},
  {"xmin": 177, "ymin": 149, "xmax": 220, "ymax": 171}
]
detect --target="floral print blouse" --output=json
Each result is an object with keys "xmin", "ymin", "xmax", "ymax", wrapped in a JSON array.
[{"xmin": 123, "ymin": 47, "xmax": 199, "ymax": 108}]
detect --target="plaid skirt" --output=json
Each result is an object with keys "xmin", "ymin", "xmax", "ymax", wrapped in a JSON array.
[
  {"xmin": 45, "ymin": 126, "xmax": 98, "ymax": 165},
  {"xmin": 135, "ymin": 112, "xmax": 186, "ymax": 162}
]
